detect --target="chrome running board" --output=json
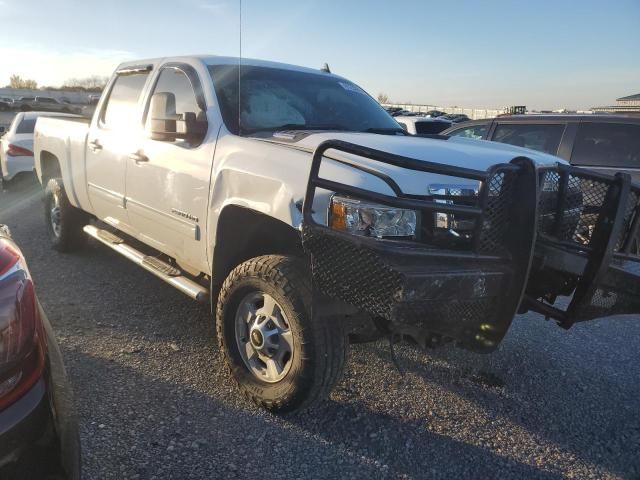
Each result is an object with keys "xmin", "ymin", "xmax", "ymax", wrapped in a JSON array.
[{"xmin": 83, "ymin": 225, "xmax": 208, "ymax": 303}]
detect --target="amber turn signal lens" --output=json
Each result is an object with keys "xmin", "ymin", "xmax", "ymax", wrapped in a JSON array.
[{"xmin": 329, "ymin": 202, "xmax": 347, "ymax": 231}]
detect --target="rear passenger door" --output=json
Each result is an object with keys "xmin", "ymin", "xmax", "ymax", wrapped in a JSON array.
[
  {"xmin": 86, "ymin": 67, "xmax": 151, "ymax": 230},
  {"xmin": 571, "ymin": 122, "xmax": 640, "ymax": 183}
]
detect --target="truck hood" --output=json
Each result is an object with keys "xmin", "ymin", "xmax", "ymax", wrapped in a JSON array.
[
  {"xmin": 257, "ymin": 131, "xmax": 565, "ymax": 197},
  {"xmin": 268, "ymin": 131, "xmax": 565, "ymax": 170}
]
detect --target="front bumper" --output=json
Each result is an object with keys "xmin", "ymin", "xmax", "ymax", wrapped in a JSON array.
[{"xmin": 301, "ymin": 140, "xmax": 640, "ymax": 352}]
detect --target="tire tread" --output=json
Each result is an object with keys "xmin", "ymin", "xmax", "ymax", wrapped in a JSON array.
[{"xmin": 216, "ymin": 254, "xmax": 347, "ymax": 412}]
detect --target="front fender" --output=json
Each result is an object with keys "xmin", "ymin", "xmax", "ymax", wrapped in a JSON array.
[{"xmin": 205, "ymin": 134, "xmax": 402, "ymax": 270}]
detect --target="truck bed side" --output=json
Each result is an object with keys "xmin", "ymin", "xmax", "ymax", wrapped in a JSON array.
[{"xmin": 34, "ymin": 117, "xmax": 93, "ymax": 215}]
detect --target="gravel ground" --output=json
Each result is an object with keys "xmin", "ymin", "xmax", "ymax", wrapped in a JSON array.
[{"xmin": 1, "ymin": 181, "xmax": 639, "ymax": 480}]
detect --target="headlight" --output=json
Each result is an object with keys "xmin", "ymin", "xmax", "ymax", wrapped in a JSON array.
[{"xmin": 329, "ymin": 196, "xmax": 417, "ymax": 238}]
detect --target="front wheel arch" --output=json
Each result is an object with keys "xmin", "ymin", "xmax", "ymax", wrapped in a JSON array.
[{"xmin": 211, "ymin": 205, "xmax": 303, "ymax": 290}]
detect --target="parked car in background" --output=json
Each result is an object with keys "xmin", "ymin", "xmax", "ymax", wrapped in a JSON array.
[
  {"xmin": 394, "ymin": 115, "xmax": 453, "ymax": 134},
  {"xmin": 12, "ymin": 96, "xmax": 79, "ymax": 113},
  {"xmin": 0, "ymin": 98, "xmax": 14, "ymax": 111},
  {"xmin": 12, "ymin": 96, "xmax": 36, "ymax": 111},
  {"xmin": 0, "ymin": 225, "xmax": 81, "ymax": 480},
  {"xmin": 33, "ymin": 97, "xmax": 80, "ymax": 114},
  {"xmin": 440, "ymin": 113, "xmax": 470, "ymax": 123},
  {"xmin": 1, "ymin": 112, "xmax": 80, "ymax": 189},
  {"xmin": 443, "ymin": 115, "xmax": 640, "ymax": 182},
  {"xmin": 424, "ymin": 109, "xmax": 447, "ymax": 118},
  {"xmin": 384, "ymin": 106, "xmax": 403, "ymax": 116}
]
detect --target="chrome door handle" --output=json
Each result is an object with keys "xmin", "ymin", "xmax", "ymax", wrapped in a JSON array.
[
  {"xmin": 128, "ymin": 152, "xmax": 149, "ymax": 163},
  {"xmin": 88, "ymin": 139, "xmax": 102, "ymax": 152}
]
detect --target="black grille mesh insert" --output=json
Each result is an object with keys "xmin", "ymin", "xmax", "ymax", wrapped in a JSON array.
[
  {"xmin": 537, "ymin": 170, "xmax": 640, "ymax": 253},
  {"xmin": 573, "ymin": 177, "xmax": 609, "ymax": 246},
  {"xmin": 302, "ymin": 229, "xmax": 402, "ymax": 319},
  {"xmin": 303, "ymin": 227, "xmax": 498, "ymax": 329},
  {"xmin": 477, "ymin": 171, "xmax": 515, "ymax": 255}
]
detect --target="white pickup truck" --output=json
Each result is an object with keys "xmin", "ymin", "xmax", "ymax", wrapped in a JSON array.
[{"xmin": 34, "ymin": 55, "xmax": 640, "ymax": 412}]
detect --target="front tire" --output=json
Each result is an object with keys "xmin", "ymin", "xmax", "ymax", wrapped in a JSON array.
[
  {"xmin": 44, "ymin": 177, "xmax": 89, "ymax": 252},
  {"xmin": 216, "ymin": 255, "xmax": 347, "ymax": 412}
]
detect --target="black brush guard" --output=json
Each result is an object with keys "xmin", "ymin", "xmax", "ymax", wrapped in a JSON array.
[{"xmin": 301, "ymin": 140, "xmax": 640, "ymax": 352}]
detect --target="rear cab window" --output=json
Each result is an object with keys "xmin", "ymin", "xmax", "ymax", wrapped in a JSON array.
[
  {"xmin": 491, "ymin": 123, "xmax": 565, "ymax": 154},
  {"xmin": 16, "ymin": 118, "xmax": 37, "ymax": 134},
  {"xmin": 571, "ymin": 122, "xmax": 640, "ymax": 169},
  {"xmin": 101, "ymin": 69, "xmax": 151, "ymax": 130}
]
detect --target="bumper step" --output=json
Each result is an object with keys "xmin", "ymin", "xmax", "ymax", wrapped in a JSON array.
[{"xmin": 84, "ymin": 225, "xmax": 208, "ymax": 302}]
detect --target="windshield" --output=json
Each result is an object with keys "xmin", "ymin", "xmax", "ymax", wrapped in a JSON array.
[{"xmin": 209, "ymin": 65, "xmax": 401, "ymax": 135}]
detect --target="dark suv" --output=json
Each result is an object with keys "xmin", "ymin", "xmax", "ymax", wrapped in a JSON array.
[{"xmin": 442, "ymin": 115, "xmax": 640, "ymax": 182}]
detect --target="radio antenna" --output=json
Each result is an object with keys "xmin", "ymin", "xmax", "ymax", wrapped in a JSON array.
[{"xmin": 238, "ymin": 0, "xmax": 242, "ymax": 135}]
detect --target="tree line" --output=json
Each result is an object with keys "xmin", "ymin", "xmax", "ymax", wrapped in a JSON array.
[
  {"xmin": 5, "ymin": 74, "xmax": 109, "ymax": 92},
  {"xmin": 6, "ymin": 74, "xmax": 390, "ymax": 101}
]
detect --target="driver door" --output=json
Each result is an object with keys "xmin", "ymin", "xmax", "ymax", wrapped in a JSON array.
[{"xmin": 125, "ymin": 64, "xmax": 215, "ymax": 273}]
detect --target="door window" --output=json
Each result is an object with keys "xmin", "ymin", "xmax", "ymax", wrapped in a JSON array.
[
  {"xmin": 447, "ymin": 123, "xmax": 488, "ymax": 139},
  {"xmin": 571, "ymin": 122, "xmax": 640, "ymax": 168},
  {"xmin": 101, "ymin": 70, "xmax": 150, "ymax": 129},
  {"xmin": 145, "ymin": 67, "xmax": 202, "ymax": 145},
  {"xmin": 492, "ymin": 123, "xmax": 565, "ymax": 154}
]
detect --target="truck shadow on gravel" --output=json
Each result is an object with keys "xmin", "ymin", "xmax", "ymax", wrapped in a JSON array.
[
  {"xmin": 41, "ymin": 242, "xmax": 569, "ymax": 479},
  {"xmin": 66, "ymin": 350, "xmax": 566, "ymax": 480},
  {"xmin": 360, "ymin": 332, "xmax": 639, "ymax": 479}
]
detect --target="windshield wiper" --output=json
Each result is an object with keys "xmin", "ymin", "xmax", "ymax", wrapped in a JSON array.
[
  {"xmin": 361, "ymin": 127, "xmax": 407, "ymax": 135},
  {"xmin": 242, "ymin": 123, "xmax": 351, "ymax": 134}
]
